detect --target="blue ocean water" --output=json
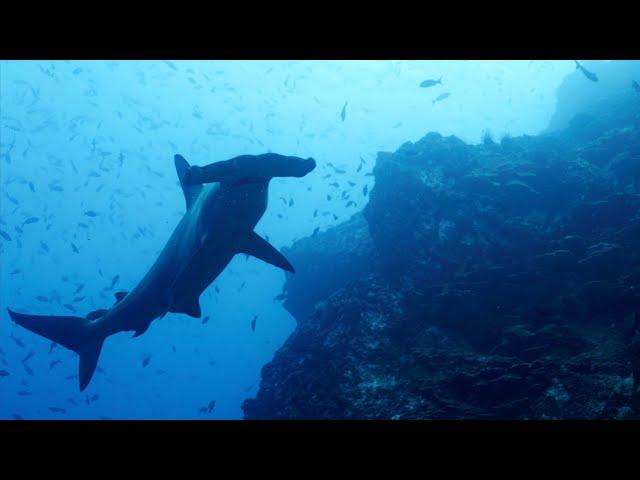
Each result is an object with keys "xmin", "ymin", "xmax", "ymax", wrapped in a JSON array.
[{"xmin": 0, "ymin": 60, "xmax": 629, "ymax": 419}]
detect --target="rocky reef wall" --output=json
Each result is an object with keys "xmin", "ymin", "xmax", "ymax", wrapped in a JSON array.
[{"xmin": 243, "ymin": 65, "xmax": 640, "ymax": 419}]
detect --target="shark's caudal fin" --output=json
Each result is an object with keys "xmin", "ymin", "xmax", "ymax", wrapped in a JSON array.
[
  {"xmin": 7, "ymin": 308, "xmax": 106, "ymax": 391},
  {"xmin": 175, "ymin": 154, "xmax": 203, "ymax": 210}
]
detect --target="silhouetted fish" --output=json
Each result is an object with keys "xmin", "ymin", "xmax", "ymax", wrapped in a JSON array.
[
  {"xmin": 142, "ymin": 354, "xmax": 151, "ymax": 368},
  {"xmin": 432, "ymin": 92, "xmax": 451, "ymax": 105},
  {"xmin": 340, "ymin": 101, "xmax": 348, "ymax": 121},
  {"xmin": 574, "ymin": 60, "xmax": 598, "ymax": 82},
  {"xmin": 163, "ymin": 60, "xmax": 178, "ymax": 71},
  {"xmin": 251, "ymin": 315, "xmax": 257, "ymax": 331},
  {"xmin": 420, "ymin": 77, "xmax": 442, "ymax": 88}
]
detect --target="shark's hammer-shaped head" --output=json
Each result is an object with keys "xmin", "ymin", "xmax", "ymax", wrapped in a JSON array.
[
  {"xmin": 272, "ymin": 155, "xmax": 316, "ymax": 178},
  {"xmin": 182, "ymin": 153, "xmax": 316, "ymax": 187}
]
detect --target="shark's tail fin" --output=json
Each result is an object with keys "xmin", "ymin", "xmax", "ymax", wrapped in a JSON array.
[
  {"xmin": 7, "ymin": 308, "xmax": 105, "ymax": 391},
  {"xmin": 574, "ymin": 60, "xmax": 581, "ymax": 69},
  {"xmin": 438, "ymin": 76, "xmax": 443, "ymax": 84}
]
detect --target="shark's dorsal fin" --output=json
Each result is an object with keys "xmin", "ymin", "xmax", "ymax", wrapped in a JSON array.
[
  {"xmin": 114, "ymin": 291, "xmax": 128, "ymax": 304},
  {"xmin": 174, "ymin": 154, "xmax": 203, "ymax": 210},
  {"xmin": 238, "ymin": 231, "xmax": 295, "ymax": 273}
]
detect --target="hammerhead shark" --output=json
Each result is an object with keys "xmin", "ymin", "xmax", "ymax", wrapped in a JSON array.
[{"xmin": 7, "ymin": 152, "xmax": 316, "ymax": 391}]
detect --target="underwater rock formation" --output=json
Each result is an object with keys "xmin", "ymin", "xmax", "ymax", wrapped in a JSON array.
[
  {"xmin": 280, "ymin": 213, "xmax": 374, "ymax": 322},
  {"xmin": 545, "ymin": 60, "xmax": 640, "ymax": 134},
  {"xmin": 243, "ymin": 67, "xmax": 640, "ymax": 419}
]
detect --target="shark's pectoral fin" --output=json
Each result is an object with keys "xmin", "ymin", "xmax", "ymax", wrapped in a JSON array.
[
  {"xmin": 175, "ymin": 154, "xmax": 203, "ymax": 210},
  {"xmin": 238, "ymin": 231, "xmax": 295, "ymax": 273}
]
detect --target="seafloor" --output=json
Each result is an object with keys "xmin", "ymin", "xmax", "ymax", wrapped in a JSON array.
[{"xmin": 243, "ymin": 62, "xmax": 640, "ymax": 419}]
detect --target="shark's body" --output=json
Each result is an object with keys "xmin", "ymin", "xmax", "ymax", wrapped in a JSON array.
[{"xmin": 8, "ymin": 153, "xmax": 315, "ymax": 390}]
